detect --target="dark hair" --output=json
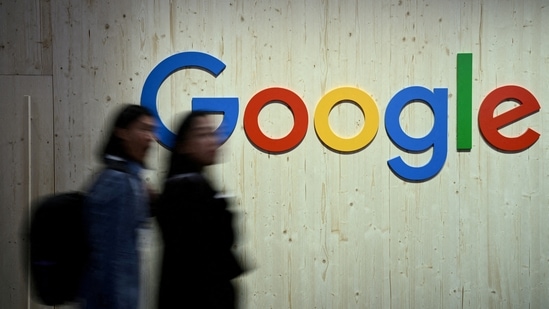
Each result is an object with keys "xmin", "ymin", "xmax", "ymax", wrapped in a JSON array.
[
  {"xmin": 166, "ymin": 110, "xmax": 210, "ymax": 176},
  {"xmin": 101, "ymin": 104, "xmax": 153, "ymax": 162}
]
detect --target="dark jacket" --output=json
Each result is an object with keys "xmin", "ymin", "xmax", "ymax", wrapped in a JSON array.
[{"xmin": 156, "ymin": 154, "xmax": 244, "ymax": 309}]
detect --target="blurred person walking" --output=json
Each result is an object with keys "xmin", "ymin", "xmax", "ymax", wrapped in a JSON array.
[
  {"xmin": 156, "ymin": 111, "xmax": 244, "ymax": 309},
  {"xmin": 79, "ymin": 104, "xmax": 156, "ymax": 309}
]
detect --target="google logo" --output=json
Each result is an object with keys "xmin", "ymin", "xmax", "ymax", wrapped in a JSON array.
[{"xmin": 141, "ymin": 51, "xmax": 540, "ymax": 181}]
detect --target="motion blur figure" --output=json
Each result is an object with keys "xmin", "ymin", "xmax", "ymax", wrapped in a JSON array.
[
  {"xmin": 156, "ymin": 111, "xmax": 244, "ymax": 309},
  {"xmin": 79, "ymin": 104, "xmax": 156, "ymax": 309}
]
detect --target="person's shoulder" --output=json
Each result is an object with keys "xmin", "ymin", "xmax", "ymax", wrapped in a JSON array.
[
  {"xmin": 162, "ymin": 172, "xmax": 208, "ymax": 196},
  {"xmin": 97, "ymin": 167, "xmax": 131, "ymax": 183},
  {"xmin": 87, "ymin": 168, "xmax": 131, "ymax": 197}
]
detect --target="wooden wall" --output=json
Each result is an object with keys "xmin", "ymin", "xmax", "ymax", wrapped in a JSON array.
[{"xmin": 1, "ymin": 0, "xmax": 548, "ymax": 308}]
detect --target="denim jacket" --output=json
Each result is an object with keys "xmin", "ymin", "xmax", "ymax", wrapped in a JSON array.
[{"xmin": 79, "ymin": 157, "xmax": 150, "ymax": 309}]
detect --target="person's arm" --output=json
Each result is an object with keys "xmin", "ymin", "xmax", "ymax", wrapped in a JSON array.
[{"xmin": 84, "ymin": 171, "xmax": 132, "ymax": 308}]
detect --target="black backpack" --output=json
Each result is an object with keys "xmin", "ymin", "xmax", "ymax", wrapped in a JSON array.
[{"xmin": 28, "ymin": 191, "xmax": 89, "ymax": 305}]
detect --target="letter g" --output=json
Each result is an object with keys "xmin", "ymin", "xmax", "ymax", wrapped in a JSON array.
[{"xmin": 141, "ymin": 51, "xmax": 238, "ymax": 149}]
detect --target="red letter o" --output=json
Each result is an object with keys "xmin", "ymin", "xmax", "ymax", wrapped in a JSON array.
[{"xmin": 244, "ymin": 87, "xmax": 308, "ymax": 153}]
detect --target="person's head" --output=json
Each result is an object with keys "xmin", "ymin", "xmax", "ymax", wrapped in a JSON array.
[
  {"xmin": 172, "ymin": 111, "xmax": 219, "ymax": 167},
  {"xmin": 102, "ymin": 104, "xmax": 156, "ymax": 165}
]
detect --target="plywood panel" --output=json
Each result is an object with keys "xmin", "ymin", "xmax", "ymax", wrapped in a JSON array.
[
  {"xmin": 0, "ymin": 0, "xmax": 52, "ymax": 75},
  {"xmin": 41, "ymin": 0, "xmax": 549, "ymax": 308},
  {"xmin": 0, "ymin": 76, "xmax": 54, "ymax": 309}
]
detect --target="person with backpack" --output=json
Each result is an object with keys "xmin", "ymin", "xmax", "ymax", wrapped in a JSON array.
[
  {"xmin": 155, "ymin": 111, "xmax": 245, "ymax": 309},
  {"xmin": 78, "ymin": 104, "xmax": 156, "ymax": 309}
]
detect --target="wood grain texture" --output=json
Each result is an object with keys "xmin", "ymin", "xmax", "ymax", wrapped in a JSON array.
[
  {"xmin": 0, "ymin": 76, "xmax": 54, "ymax": 309},
  {"xmin": 0, "ymin": 0, "xmax": 547, "ymax": 308}
]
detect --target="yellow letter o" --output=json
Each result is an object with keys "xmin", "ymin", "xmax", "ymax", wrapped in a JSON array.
[{"xmin": 314, "ymin": 87, "xmax": 379, "ymax": 152}]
